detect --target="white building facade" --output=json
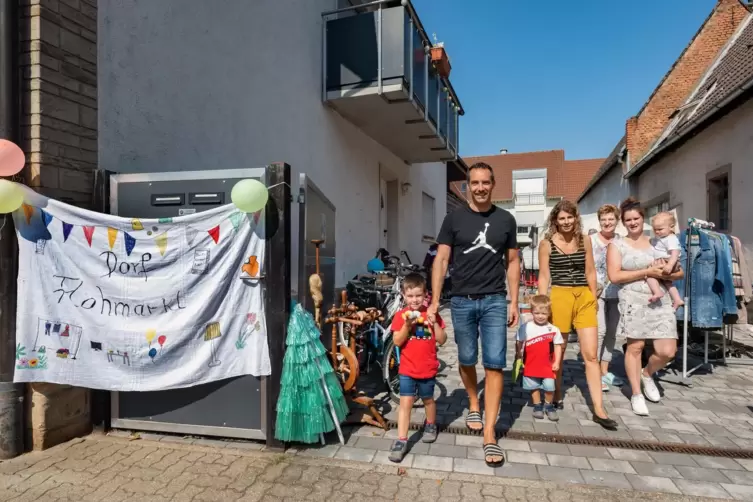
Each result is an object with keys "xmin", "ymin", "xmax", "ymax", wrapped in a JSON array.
[{"xmin": 97, "ymin": 0, "xmax": 462, "ymax": 287}]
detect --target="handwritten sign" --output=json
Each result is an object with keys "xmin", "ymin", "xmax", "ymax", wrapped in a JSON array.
[{"xmin": 12, "ymin": 190, "xmax": 270, "ymax": 391}]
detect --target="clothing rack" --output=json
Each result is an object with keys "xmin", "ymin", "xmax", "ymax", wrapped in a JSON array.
[{"xmin": 680, "ymin": 218, "xmax": 722, "ymax": 383}]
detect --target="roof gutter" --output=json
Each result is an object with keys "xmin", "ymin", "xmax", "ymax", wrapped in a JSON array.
[{"xmin": 625, "ymin": 73, "xmax": 753, "ymax": 179}]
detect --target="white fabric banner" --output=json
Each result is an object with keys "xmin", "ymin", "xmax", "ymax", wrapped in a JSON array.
[{"xmin": 12, "ymin": 189, "xmax": 271, "ymax": 391}]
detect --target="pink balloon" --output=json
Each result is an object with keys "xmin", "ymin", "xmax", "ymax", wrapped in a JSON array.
[{"xmin": 0, "ymin": 140, "xmax": 25, "ymax": 177}]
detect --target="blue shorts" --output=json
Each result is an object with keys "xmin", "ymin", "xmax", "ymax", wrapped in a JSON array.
[
  {"xmin": 450, "ymin": 294, "xmax": 508, "ymax": 369},
  {"xmin": 399, "ymin": 375, "xmax": 436, "ymax": 399},
  {"xmin": 522, "ymin": 376, "xmax": 556, "ymax": 392}
]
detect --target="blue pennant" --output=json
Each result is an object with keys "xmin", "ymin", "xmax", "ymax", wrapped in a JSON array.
[
  {"xmin": 124, "ymin": 233, "xmax": 136, "ymax": 256},
  {"xmin": 62, "ymin": 222, "xmax": 73, "ymax": 242},
  {"xmin": 40, "ymin": 210, "xmax": 53, "ymax": 227}
]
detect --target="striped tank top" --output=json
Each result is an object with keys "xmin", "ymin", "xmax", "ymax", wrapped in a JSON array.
[{"xmin": 549, "ymin": 236, "xmax": 588, "ymax": 287}]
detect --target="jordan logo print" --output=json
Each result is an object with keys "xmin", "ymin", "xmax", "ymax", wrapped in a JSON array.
[{"xmin": 463, "ymin": 223, "xmax": 497, "ymax": 254}]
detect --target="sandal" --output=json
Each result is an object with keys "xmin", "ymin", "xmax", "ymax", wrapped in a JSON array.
[
  {"xmin": 465, "ymin": 411, "xmax": 483, "ymax": 432},
  {"xmin": 483, "ymin": 443, "xmax": 505, "ymax": 468}
]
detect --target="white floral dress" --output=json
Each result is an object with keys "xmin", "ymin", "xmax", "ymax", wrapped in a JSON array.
[{"xmin": 611, "ymin": 239, "xmax": 678, "ymax": 340}]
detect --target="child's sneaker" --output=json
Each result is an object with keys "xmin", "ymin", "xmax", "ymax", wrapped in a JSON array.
[
  {"xmin": 422, "ymin": 422, "xmax": 438, "ymax": 443},
  {"xmin": 532, "ymin": 404, "xmax": 544, "ymax": 420},
  {"xmin": 388, "ymin": 440, "xmax": 408, "ymax": 463},
  {"xmin": 545, "ymin": 404, "xmax": 559, "ymax": 422}
]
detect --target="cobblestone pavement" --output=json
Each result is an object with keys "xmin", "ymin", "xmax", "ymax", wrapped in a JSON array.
[
  {"xmin": 0, "ymin": 434, "xmax": 738, "ymax": 501},
  {"xmin": 361, "ymin": 308, "xmax": 753, "ymax": 451}
]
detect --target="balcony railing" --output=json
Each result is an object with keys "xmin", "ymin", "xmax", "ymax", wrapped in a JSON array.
[
  {"xmin": 322, "ymin": 0, "xmax": 462, "ymax": 162},
  {"xmin": 515, "ymin": 193, "xmax": 546, "ymax": 206}
]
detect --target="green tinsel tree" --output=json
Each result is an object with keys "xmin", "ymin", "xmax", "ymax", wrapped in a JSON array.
[{"xmin": 275, "ymin": 302, "xmax": 348, "ymax": 444}]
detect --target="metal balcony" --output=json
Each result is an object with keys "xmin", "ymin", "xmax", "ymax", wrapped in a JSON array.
[
  {"xmin": 514, "ymin": 193, "xmax": 546, "ymax": 206},
  {"xmin": 322, "ymin": 0, "xmax": 463, "ymax": 164}
]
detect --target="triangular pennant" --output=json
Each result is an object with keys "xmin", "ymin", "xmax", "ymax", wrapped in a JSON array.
[
  {"xmin": 62, "ymin": 222, "xmax": 73, "ymax": 242},
  {"xmin": 158, "ymin": 217, "xmax": 173, "ymax": 224},
  {"xmin": 40, "ymin": 210, "xmax": 53, "ymax": 227},
  {"xmin": 208, "ymin": 225, "xmax": 220, "ymax": 244},
  {"xmin": 124, "ymin": 233, "xmax": 136, "ymax": 256},
  {"xmin": 131, "ymin": 219, "xmax": 144, "ymax": 231},
  {"xmin": 22, "ymin": 204, "xmax": 33, "ymax": 224},
  {"xmin": 82, "ymin": 226, "xmax": 95, "ymax": 247},
  {"xmin": 229, "ymin": 212, "xmax": 243, "ymax": 232},
  {"xmin": 107, "ymin": 227, "xmax": 118, "ymax": 250},
  {"xmin": 253, "ymin": 211, "xmax": 261, "ymax": 226},
  {"xmin": 185, "ymin": 227, "xmax": 199, "ymax": 246},
  {"xmin": 155, "ymin": 233, "xmax": 168, "ymax": 256}
]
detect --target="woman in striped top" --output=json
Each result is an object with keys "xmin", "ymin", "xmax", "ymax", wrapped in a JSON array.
[{"xmin": 538, "ymin": 200, "xmax": 617, "ymax": 430}]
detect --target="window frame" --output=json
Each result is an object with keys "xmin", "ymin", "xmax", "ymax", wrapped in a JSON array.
[
  {"xmin": 421, "ymin": 192, "xmax": 436, "ymax": 241},
  {"xmin": 707, "ymin": 165, "xmax": 731, "ymax": 233}
]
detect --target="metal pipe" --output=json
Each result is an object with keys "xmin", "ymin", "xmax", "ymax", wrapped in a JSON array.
[
  {"xmin": 321, "ymin": 15, "xmax": 327, "ymax": 102},
  {"xmin": 0, "ymin": 0, "xmax": 24, "ymax": 460},
  {"xmin": 408, "ymin": 17, "xmax": 413, "ymax": 105},
  {"xmin": 377, "ymin": 2, "xmax": 382, "ymax": 96},
  {"xmin": 321, "ymin": 0, "xmax": 394, "ymax": 18}
]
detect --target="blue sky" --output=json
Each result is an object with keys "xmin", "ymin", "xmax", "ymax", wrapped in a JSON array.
[{"xmin": 412, "ymin": 0, "xmax": 716, "ymax": 160}]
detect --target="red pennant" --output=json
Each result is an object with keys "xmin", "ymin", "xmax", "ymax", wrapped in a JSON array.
[
  {"xmin": 208, "ymin": 225, "xmax": 220, "ymax": 244},
  {"xmin": 82, "ymin": 226, "xmax": 95, "ymax": 246}
]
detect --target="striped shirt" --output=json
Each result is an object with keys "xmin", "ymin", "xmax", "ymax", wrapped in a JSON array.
[{"xmin": 549, "ymin": 237, "xmax": 588, "ymax": 287}]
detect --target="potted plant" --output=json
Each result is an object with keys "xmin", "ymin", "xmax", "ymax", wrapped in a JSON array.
[{"xmin": 430, "ymin": 42, "xmax": 451, "ymax": 78}]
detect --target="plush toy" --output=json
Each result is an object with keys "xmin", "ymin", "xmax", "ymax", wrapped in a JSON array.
[{"xmin": 402, "ymin": 310, "xmax": 422, "ymax": 321}]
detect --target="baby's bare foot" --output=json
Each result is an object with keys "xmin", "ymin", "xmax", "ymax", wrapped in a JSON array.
[
  {"xmin": 648, "ymin": 294, "xmax": 663, "ymax": 304},
  {"xmin": 673, "ymin": 299, "xmax": 685, "ymax": 310}
]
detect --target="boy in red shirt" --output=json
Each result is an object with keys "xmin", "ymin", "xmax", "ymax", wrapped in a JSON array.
[
  {"xmin": 388, "ymin": 273, "xmax": 446, "ymax": 463},
  {"xmin": 515, "ymin": 294, "xmax": 564, "ymax": 422}
]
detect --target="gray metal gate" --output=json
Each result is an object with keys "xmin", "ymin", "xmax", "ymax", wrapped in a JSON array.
[{"xmin": 107, "ymin": 165, "xmax": 290, "ymax": 445}]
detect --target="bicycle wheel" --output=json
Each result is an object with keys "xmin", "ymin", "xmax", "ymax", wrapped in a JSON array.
[{"xmin": 382, "ymin": 334, "xmax": 401, "ymax": 405}]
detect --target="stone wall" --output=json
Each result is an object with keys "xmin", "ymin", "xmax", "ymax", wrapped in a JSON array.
[{"xmin": 18, "ymin": 0, "xmax": 96, "ymax": 450}]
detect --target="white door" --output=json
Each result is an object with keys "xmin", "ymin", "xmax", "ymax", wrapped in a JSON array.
[{"xmin": 380, "ymin": 179, "xmax": 388, "ymax": 250}]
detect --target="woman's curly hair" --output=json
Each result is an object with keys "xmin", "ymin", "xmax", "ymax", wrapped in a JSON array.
[{"xmin": 545, "ymin": 199, "xmax": 584, "ymax": 244}]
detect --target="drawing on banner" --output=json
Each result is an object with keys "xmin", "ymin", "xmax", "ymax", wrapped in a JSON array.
[
  {"xmin": 236, "ymin": 313, "xmax": 262, "ymax": 349},
  {"xmin": 107, "ymin": 349, "xmax": 131, "ymax": 366},
  {"xmin": 204, "ymin": 322, "xmax": 222, "ymax": 367},
  {"xmin": 241, "ymin": 255, "xmax": 260, "ymax": 278},
  {"xmin": 191, "ymin": 249, "xmax": 210, "ymax": 274},
  {"xmin": 12, "ymin": 197, "xmax": 270, "ymax": 392},
  {"xmin": 320, "ymin": 214, "xmax": 327, "ymax": 249}
]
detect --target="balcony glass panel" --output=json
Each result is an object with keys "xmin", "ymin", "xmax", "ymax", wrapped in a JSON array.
[
  {"xmin": 448, "ymin": 107, "xmax": 457, "ymax": 151},
  {"xmin": 410, "ymin": 24, "xmax": 426, "ymax": 109},
  {"xmin": 438, "ymin": 89, "xmax": 448, "ymax": 139},
  {"xmin": 427, "ymin": 71, "xmax": 439, "ymax": 127}
]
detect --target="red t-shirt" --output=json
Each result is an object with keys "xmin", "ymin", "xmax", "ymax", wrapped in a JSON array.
[
  {"xmin": 390, "ymin": 306, "xmax": 445, "ymax": 379},
  {"xmin": 516, "ymin": 322, "xmax": 564, "ymax": 379}
]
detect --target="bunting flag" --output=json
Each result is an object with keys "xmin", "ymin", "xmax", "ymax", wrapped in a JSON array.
[
  {"xmin": 229, "ymin": 212, "xmax": 243, "ymax": 232},
  {"xmin": 22, "ymin": 204, "xmax": 33, "ymax": 225},
  {"xmin": 253, "ymin": 211, "xmax": 261, "ymax": 226},
  {"xmin": 107, "ymin": 228, "xmax": 118, "ymax": 250},
  {"xmin": 62, "ymin": 222, "xmax": 73, "ymax": 242},
  {"xmin": 208, "ymin": 225, "xmax": 220, "ymax": 244},
  {"xmin": 131, "ymin": 219, "xmax": 144, "ymax": 231},
  {"xmin": 155, "ymin": 233, "xmax": 168, "ymax": 256},
  {"xmin": 124, "ymin": 232, "xmax": 136, "ymax": 256},
  {"xmin": 159, "ymin": 218, "xmax": 173, "ymax": 224},
  {"xmin": 41, "ymin": 210, "xmax": 53, "ymax": 227},
  {"xmin": 185, "ymin": 227, "xmax": 199, "ymax": 246},
  {"xmin": 82, "ymin": 226, "xmax": 95, "ymax": 247}
]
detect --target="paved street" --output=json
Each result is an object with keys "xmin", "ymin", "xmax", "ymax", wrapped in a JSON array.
[{"xmin": 0, "ymin": 434, "xmax": 740, "ymax": 501}]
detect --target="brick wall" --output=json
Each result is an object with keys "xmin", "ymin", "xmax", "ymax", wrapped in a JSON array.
[
  {"xmin": 19, "ymin": 0, "xmax": 97, "ymax": 206},
  {"xmin": 18, "ymin": 0, "xmax": 96, "ymax": 450},
  {"xmin": 625, "ymin": 0, "xmax": 748, "ymax": 169}
]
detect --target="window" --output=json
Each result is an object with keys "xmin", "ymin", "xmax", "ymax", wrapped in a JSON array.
[
  {"xmin": 459, "ymin": 182, "xmax": 467, "ymax": 193},
  {"xmin": 708, "ymin": 171, "xmax": 730, "ymax": 232},
  {"xmin": 422, "ymin": 192, "xmax": 436, "ymax": 240},
  {"xmin": 517, "ymin": 225, "xmax": 532, "ymax": 234},
  {"xmin": 645, "ymin": 200, "xmax": 669, "ymax": 220}
]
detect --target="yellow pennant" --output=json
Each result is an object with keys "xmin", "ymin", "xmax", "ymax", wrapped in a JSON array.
[
  {"xmin": 155, "ymin": 233, "xmax": 168, "ymax": 256},
  {"xmin": 107, "ymin": 227, "xmax": 118, "ymax": 249},
  {"xmin": 22, "ymin": 204, "xmax": 33, "ymax": 224},
  {"xmin": 131, "ymin": 219, "xmax": 144, "ymax": 231}
]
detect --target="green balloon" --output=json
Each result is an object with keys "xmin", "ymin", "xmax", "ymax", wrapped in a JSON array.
[
  {"xmin": 231, "ymin": 179, "xmax": 269, "ymax": 213},
  {"xmin": 0, "ymin": 180, "xmax": 23, "ymax": 214}
]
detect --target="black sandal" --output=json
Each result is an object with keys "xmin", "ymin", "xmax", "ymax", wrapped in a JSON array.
[
  {"xmin": 483, "ymin": 443, "xmax": 505, "ymax": 468},
  {"xmin": 465, "ymin": 411, "xmax": 483, "ymax": 432}
]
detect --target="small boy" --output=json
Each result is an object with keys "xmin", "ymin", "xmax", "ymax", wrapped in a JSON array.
[
  {"xmin": 515, "ymin": 294, "xmax": 564, "ymax": 422},
  {"xmin": 648, "ymin": 212, "xmax": 684, "ymax": 309},
  {"xmin": 388, "ymin": 273, "xmax": 446, "ymax": 463}
]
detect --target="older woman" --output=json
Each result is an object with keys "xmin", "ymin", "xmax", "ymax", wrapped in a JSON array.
[
  {"xmin": 607, "ymin": 197, "xmax": 682, "ymax": 416},
  {"xmin": 590, "ymin": 204, "xmax": 625, "ymax": 392},
  {"xmin": 538, "ymin": 200, "xmax": 617, "ymax": 430}
]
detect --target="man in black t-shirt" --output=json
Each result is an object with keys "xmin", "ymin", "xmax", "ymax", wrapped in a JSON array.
[{"xmin": 427, "ymin": 162, "xmax": 520, "ymax": 467}]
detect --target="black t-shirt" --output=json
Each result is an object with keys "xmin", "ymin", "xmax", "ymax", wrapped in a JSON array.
[{"xmin": 436, "ymin": 206, "xmax": 517, "ymax": 296}]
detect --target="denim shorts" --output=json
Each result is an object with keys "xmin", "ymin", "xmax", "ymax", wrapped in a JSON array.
[
  {"xmin": 522, "ymin": 376, "xmax": 556, "ymax": 392},
  {"xmin": 399, "ymin": 375, "xmax": 436, "ymax": 399},
  {"xmin": 450, "ymin": 294, "xmax": 508, "ymax": 369}
]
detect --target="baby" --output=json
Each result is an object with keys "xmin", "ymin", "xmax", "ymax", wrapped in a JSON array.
[{"xmin": 648, "ymin": 212, "xmax": 684, "ymax": 309}]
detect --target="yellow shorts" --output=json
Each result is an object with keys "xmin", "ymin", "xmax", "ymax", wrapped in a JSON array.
[{"xmin": 550, "ymin": 286, "xmax": 597, "ymax": 334}]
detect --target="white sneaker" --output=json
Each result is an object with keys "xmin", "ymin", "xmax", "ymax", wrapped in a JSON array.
[
  {"xmin": 641, "ymin": 372, "xmax": 661, "ymax": 403},
  {"xmin": 631, "ymin": 395, "xmax": 649, "ymax": 416}
]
